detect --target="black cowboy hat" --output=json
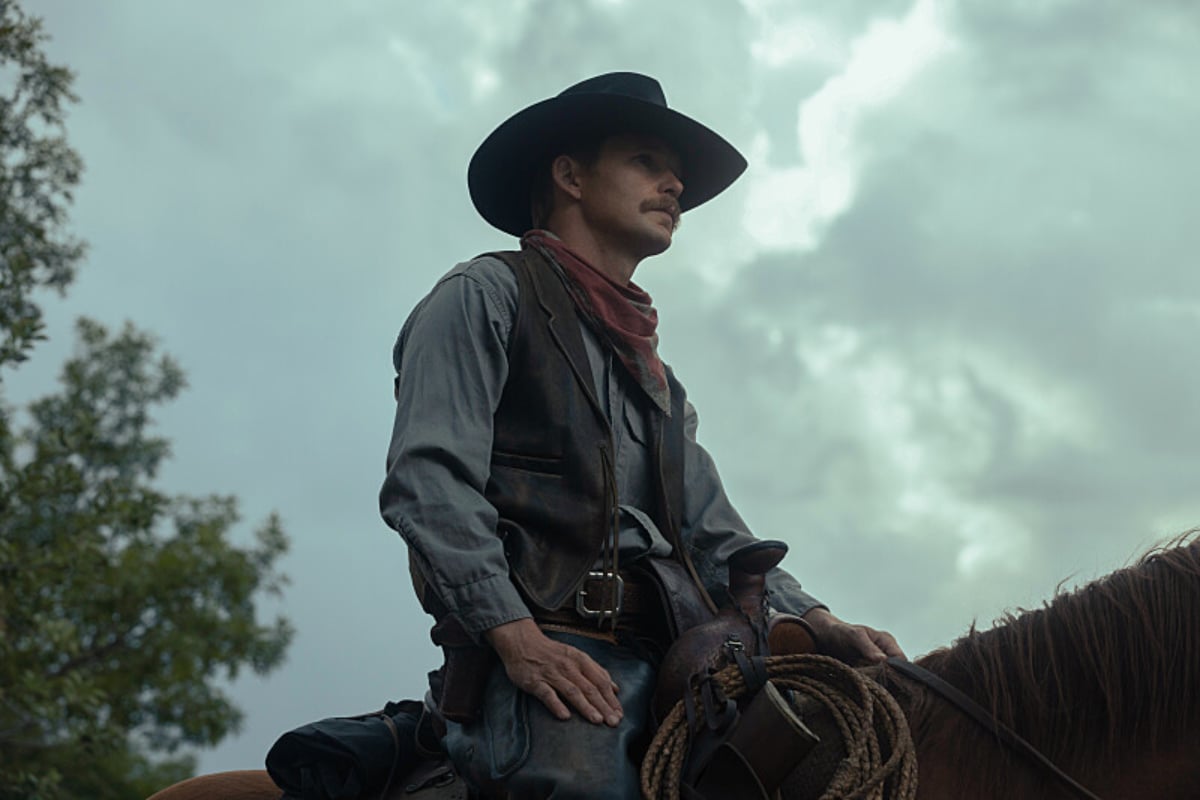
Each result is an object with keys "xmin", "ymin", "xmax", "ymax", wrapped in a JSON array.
[{"xmin": 468, "ymin": 71, "xmax": 748, "ymax": 237}]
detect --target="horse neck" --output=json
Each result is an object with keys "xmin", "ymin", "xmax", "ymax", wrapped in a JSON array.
[
  {"xmin": 911, "ymin": 723, "xmax": 1200, "ymax": 800},
  {"xmin": 901, "ymin": 694, "xmax": 1084, "ymax": 799},
  {"xmin": 897, "ymin": 660, "xmax": 1200, "ymax": 800},
  {"xmin": 1102, "ymin": 735, "xmax": 1200, "ymax": 800}
]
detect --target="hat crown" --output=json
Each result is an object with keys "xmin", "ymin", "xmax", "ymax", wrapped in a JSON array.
[{"xmin": 557, "ymin": 71, "xmax": 667, "ymax": 108}]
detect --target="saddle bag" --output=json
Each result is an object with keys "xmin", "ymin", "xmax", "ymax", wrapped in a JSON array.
[
  {"xmin": 685, "ymin": 680, "xmax": 819, "ymax": 800},
  {"xmin": 265, "ymin": 699, "xmax": 465, "ymax": 800}
]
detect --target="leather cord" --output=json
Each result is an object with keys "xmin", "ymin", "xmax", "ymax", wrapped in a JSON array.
[{"xmin": 886, "ymin": 658, "xmax": 1103, "ymax": 800}]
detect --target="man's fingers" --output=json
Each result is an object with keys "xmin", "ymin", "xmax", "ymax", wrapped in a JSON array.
[
  {"xmin": 851, "ymin": 627, "xmax": 887, "ymax": 662},
  {"xmin": 521, "ymin": 670, "xmax": 599, "ymax": 722},
  {"xmin": 848, "ymin": 625, "xmax": 909, "ymax": 663},
  {"xmin": 578, "ymin": 656, "xmax": 623, "ymax": 723},
  {"xmin": 531, "ymin": 681, "xmax": 572, "ymax": 721},
  {"xmin": 541, "ymin": 672, "xmax": 616, "ymax": 726},
  {"xmin": 801, "ymin": 609, "xmax": 907, "ymax": 665},
  {"xmin": 554, "ymin": 676, "xmax": 608, "ymax": 724},
  {"xmin": 560, "ymin": 654, "xmax": 623, "ymax": 726},
  {"xmin": 579, "ymin": 656, "xmax": 619, "ymax": 695},
  {"xmin": 872, "ymin": 629, "xmax": 906, "ymax": 660}
]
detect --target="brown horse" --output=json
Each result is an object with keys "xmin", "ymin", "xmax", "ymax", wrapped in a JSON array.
[
  {"xmin": 146, "ymin": 770, "xmax": 280, "ymax": 800},
  {"xmin": 149, "ymin": 534, "xmax": 1200, "ymax": 800},
  {"xmin": 783, "ymin": 531, "xmax": 1200, "ymax": 799}
]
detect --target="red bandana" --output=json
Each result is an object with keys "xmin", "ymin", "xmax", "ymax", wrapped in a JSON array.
[{"xmin": 521, "ymin": 230, "xmax": 670, "ymax": 413}]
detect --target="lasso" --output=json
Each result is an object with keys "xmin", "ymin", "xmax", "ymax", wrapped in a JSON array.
[{"xmin": 641, "ymin": 654, "xmax": 918, "ymax": 800}]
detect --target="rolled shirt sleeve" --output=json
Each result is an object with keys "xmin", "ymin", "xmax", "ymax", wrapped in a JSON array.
[
  {"xmin": 379, "ymin": 257, "xmax": 532, "ymax": 639},
  {"xmin": 679, "ymin": 398, "xmax": 825, "ymax": 617}
]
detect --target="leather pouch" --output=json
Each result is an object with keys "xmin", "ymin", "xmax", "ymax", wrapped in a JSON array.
[
  {"xmin": 639, "ymin": 556, "xmax": 715, "ymax": 641},
  {"xmin": 430, "ymin": 617, "xmax": 497, "ymax": 724},
  {"xmin": 689, "ymin": 681, "xmax": 820, "ymax": 800}
]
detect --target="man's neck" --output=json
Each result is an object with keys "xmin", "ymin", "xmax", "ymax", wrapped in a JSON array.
[{"xmin": 544, "ymin": 222, "xmax": 641, "ymax": 285}]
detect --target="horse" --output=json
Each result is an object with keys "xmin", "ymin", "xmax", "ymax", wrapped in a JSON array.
[
  {"xmin": 779, "ymin": 531, "xmax": 1200, "ymax": 799},
  {"xmin": 147, "ymin": 533, "xmax": 1200, "ymax": 800}
]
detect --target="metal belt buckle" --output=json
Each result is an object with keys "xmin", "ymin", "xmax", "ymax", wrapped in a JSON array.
[{"xmin": 575, "ymin": 570, "xmax": 624, "ymax": 619}]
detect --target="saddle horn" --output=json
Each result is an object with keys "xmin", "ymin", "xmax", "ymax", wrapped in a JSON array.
[{"xmin": 652, "ymin": 540, "xmax": 791, "ymax": 722}]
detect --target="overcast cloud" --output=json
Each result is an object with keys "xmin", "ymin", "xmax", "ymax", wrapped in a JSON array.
[{"xmin": 19, "ymin": 0, "xmax": 1200, "ymax": 775}]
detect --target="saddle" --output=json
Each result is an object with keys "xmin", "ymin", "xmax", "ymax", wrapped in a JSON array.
[{"xmin": 652, "ymin": 541, "xmax": 821, "ymax": 800}]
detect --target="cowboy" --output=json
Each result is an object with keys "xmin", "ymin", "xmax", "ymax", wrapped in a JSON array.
[{"xmin": 379, "ymin": 72, "xmax": 903, "ymax": 799}]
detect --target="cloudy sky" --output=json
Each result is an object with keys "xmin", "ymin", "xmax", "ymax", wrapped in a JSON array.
[{"xmin": 20, "ymin": 0, "xmax": 1200, "ymax": 776}]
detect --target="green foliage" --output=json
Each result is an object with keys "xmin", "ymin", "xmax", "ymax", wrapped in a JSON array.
[
  {"xmin": 0, "ymin": 1, "xmax": 86, "ymax": 369},
  {"xmin": 0, "ymin": 320, "xmax": 294, "ymax": 799},
  {"xmin": 0, "ymin": 4, "xmax": 293, "ymax": 797}
]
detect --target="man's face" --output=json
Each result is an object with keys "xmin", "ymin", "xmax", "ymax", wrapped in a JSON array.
[{"xmin": 573, "ymin": 133, "xmax": 685, "ymax": 259}]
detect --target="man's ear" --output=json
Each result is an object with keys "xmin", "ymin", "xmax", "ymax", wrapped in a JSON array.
[{"xmin": 551, "ymin": 154, "xmax": 585, "ymax": 201}]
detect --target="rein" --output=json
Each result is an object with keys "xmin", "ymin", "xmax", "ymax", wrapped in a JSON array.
[{"xmin": 886, "ymin": 658, "xmax": 1102, "ymax": 800}]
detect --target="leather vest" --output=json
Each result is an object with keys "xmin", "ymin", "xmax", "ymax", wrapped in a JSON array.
[{"xmin": 487, "ymin": 248, "xmax": 689, "ymax": 613}]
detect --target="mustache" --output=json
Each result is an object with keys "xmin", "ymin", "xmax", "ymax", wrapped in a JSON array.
[{"xmin": 641, "ymin": 199, "xmax": 681, "ymax": 229}]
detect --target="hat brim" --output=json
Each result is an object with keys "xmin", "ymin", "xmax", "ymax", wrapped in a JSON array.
[{"xmin": 468, "ymin": 93, "xmax": 747, "ymax": 237}]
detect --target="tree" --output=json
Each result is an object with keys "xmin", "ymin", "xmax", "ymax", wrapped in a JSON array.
[
  {"xmin": 0, "ymin": 4, "xmax": 293, "ymax": 798},
  {"xmin": 0, "ymin": 0, "xmax": 84, "ymax": 370},
  {"xmin": 1, "ymin": 320, "xmax": 294, "ymax": 799}
]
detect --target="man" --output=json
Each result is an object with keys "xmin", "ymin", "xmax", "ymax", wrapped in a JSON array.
[{"xmin": 380, "ymin": 72, "xmax": 902, "ymax": 799}]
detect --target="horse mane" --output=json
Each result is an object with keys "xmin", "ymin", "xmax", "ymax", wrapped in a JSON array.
[{"xmin": 907, "ymin": 530, "xmax": 1200, "ymax": 792}]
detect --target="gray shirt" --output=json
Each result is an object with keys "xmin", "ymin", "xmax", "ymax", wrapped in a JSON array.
[{"xmin": 380, "ymin": 255, "xmax": 821, "ymax": 638}]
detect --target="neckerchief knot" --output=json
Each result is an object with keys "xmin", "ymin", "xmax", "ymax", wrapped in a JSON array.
[{"xmin": 521, "ymin": 230, "xmax": 670, "ymax": 413}]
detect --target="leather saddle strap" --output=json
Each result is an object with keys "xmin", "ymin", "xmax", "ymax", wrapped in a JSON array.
[
  {"xmin": 731, "ymin": 648, "xmax": 769, "ymax": 698},
  {"xmin": 886, "ymin": 658, "xmax": 1103, "ymax": 800}
]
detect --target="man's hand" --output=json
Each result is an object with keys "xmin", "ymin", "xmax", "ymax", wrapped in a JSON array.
[
  {"xmin": 802, "ymin": 607, "xmax": 906, "ymax": 664},
  {"xmin": 486, "ymin": 618, "xmax": 624, "ymax": 727}
]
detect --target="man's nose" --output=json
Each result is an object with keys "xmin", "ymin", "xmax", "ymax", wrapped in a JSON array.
[{"xmin": 661, "ymin": 171, "xmax": 683, "ymax": 198}]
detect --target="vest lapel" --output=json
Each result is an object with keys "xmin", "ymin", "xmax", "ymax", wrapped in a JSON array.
[{"xmin": 523, "ymin": 250, "xmax": 610, "ymax": 427}]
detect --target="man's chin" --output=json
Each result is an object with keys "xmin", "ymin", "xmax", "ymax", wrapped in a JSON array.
[
  {"xmin": 643, "ymin": 226, "xmax": 674, "ymax": 255},
  {"xmin": 622, "ymin": 224, "xmax": 674, "ymax": 262},
  {"xmin": 642, "ymin": 236, "xmax": 672, "ymax": 258}
]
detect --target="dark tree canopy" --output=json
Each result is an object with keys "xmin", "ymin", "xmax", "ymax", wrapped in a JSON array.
[
  {"xmin": 1, "ymin": 320, "xmax": 294, "ymax": 799},
  {"xmin": 0, "ymin": 0, "xmax": 85, "ymax": 369},
  {"xmin": 0, "ymin": 4, "xmax": 293, "ymax": 798}
]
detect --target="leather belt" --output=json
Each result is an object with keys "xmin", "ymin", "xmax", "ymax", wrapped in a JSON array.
[
  {"xmin": 576, "ymin": 570, "xmax": 625, "ymax": 619},
  {"xmin": 534, "ymin": 568, "xmax": 663, "ymax": 632}
]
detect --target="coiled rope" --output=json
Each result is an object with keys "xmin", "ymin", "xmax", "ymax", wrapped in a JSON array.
[{"xmin": 640, "ymin": 654, "xmax": 918, "ymax": 800}]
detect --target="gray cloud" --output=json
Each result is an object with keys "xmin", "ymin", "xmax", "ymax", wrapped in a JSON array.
[{"xmin": 652, "ymin": 0, "xmax": 1200, "ymax": 652}]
